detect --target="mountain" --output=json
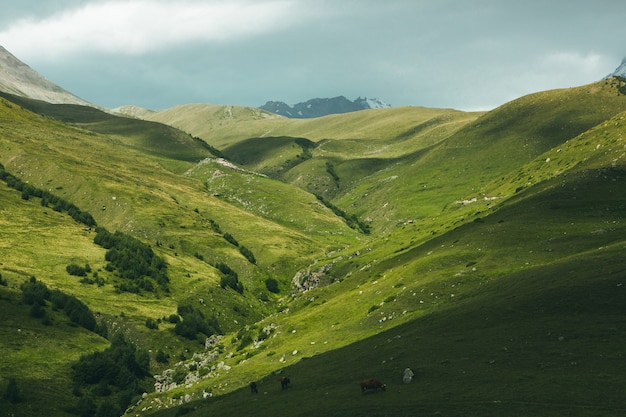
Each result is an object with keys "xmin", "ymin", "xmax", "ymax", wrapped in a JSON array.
[
  {"xmin": 0, "ymin": 45, "xmax": 92, "ymax": 106},
  {"xmin": 2, "ymin": 49, "xmax": 626, "ymax": 417},
  {"xmin": 607, "ymin": 57, "xmax": 626, "ymax": 78},
  {"xmin": 259, "ymin": 95, "xmax": 390, "ymax": 118}
]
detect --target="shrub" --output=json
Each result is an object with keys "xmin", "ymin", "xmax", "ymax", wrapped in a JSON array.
[
  {"xmin": 94, "ymin": 227, "xmax": 169, "ymax": 294},
  {"xmin": 155, "ymin": 350, "xmax": 168, "ymax": 364},
  {"xmin": 29, "ymin": 303, "xmax": 46, "ymax": 318},
  {"xmin": 239, "ymin": 246, "xmax": 256, "ymax": 264},
  {"xmin": 145, "ymin": 318, "xmax": 158, "ymax": 330},
  {"xmin": 223, "ymin": 232, "xmax": 239, "ymax": 246},
  {"xmin": 67, "ymin": 264, "xmax": 88, "ymax": 277},
  {"xmin": 20, "ymin": 276, "xmax": 49, "ymax": 305},
  {"xmin": 216, "ymin": 263, "xmax": 243, "ymax": 293},
  {"xmin": 174, "ymin": 304, "xmax": 221, "ymax": 341},
  {"xmin": 265, "ymin": 278, "xmax": 280, "ymax": 294}
]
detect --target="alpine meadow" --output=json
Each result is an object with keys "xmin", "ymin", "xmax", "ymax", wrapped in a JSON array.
[{"xmin": 2, "ymin": 47, "xmax": 626, "ymax": 417}]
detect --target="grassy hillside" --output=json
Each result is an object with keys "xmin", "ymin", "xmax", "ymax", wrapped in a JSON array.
[
  {"xmin": 1, "ymin": 78, "xmax": 626, "ymax": 417},
  {"xmin": 134, "ymin": 93, "xmax": 626, "ymax": 417}
]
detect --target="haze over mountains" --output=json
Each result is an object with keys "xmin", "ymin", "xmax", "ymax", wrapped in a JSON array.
[{"xmin": 2, "ymin": 44, "xmax": 626, "ymax": 417}]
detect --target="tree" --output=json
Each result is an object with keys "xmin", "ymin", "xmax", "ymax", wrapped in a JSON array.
[{"xmin": 265, "ymin": 278, "xmax": 280, "ymax": 294}]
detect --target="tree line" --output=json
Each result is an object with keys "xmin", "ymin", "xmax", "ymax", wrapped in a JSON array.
[
  {"xmin": 20, "ymin": 276, "xmax": 98, "ymax": 332},
  {"xmin": 0, "ymin": 162, "xmax": 97, "ymax": 227},
  {"xmin": 315, "ymin": 194, "xmax": 371, "ymax": 234}
]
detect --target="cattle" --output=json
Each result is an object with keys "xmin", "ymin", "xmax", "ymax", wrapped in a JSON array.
[
  {"xmin": 360, "ymin": 378, "xmax": 386, "ymax": 393},
  {"xmin": 249, "ymin": 381, "xmax": 258, "ymax": 394},
  {"xmin": 280, "ymin": 376, "xmax": 291, "ymax": 390}
]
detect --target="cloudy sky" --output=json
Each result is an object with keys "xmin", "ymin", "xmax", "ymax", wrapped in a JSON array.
[{"xmin": 0, "ymin": 0, "xmax": 624, "ymax": 110}]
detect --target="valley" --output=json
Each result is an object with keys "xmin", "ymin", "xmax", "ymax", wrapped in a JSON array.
[{"xmin": 1, "ymin": 71, "xmax": 626, "ymax": 417}]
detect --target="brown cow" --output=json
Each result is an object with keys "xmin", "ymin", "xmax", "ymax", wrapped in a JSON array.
[{"xmin": 360, "ymin": 378, "xmax": 386, "ymax": 393}]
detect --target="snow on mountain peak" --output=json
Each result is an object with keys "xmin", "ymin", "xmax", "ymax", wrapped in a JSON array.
[{"xmin": 606, "ymin": 57, "xmax": 626, "ymax": 78}]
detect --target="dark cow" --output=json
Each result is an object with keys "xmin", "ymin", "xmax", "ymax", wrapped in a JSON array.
[
  {"xmin": 360, "ymin": 379, "xmax": 386, "ymax": 393},
  {"xmin": 249, "ymin": 381, "xmax": 258, "ymax": 394},
  {"xmin": 280, "ymin": 376, "xmax": 291, "ymax": 390}
]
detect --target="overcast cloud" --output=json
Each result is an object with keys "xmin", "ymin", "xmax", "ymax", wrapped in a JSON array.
[{"xmin": 0, "ymin": 0, "xmax": 624, "ymax": 110}]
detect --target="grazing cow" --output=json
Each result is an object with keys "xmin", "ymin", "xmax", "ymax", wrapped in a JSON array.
[
  {"xmin": 280, "ymin": 376, "xmax": 291, "ymax": 390},
  {"xmin": 360, "ymin": 378, "xmax": 386, "ymax": 393},
  {"xmin": 250, "ymin": 381, "xmax": 258, "ymax": 394}
]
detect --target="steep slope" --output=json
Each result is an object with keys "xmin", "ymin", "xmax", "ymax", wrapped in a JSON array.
[
  {"xmin": 3, "ymin": 52, "xmax": 626, "ymax": 417},
  {"xmin": 136, "ymin": 108, "xmax": 626, "ymax": 417},
  {"xmin": 0, "ymin": 45, "xmax": 92, "ymax": 106},
  {"xmin": 0, "ymin": 92, "xmax": 362, "ymax": 323}
]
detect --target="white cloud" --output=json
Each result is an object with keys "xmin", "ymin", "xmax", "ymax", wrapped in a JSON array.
[{"xmin": 0, "ymin": 0, "xmax": 298, "ymax": 60}]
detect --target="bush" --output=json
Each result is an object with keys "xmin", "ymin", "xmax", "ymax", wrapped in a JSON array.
[
  {"xmin": 216, "ymin": 263, "xmax": 243, "ymax": 293},
  {"xmin": 20, "ymin": 276, "xmax": 49, "ymax": 305},
  {"xmin": 72, "ymin": 334, "xmax": 150, "ymax": 412},
  {"xmin": 94, "ymin": 227, "xmax": 169, "ymax": 294},
  {"xmin": 145, "ymin": 318, "xmax": 158, "ymax": 330},
  {"xmin": 265, "ymin": 278, "xmax": 280, "ymax": 294},
  {"xmin": 67, "ymin": 263, "xmax": 88, "ymax": 277},
  {"xmin": 29, "ymin": 303, "xmax": 46, "ymax": 318},
  {"xmin": 155, "ymin": 350, "xmax": 168, "ymax": 364},
  {"xmin": 239, "ymin": 246, "xmax": 256, "ymax": 264},
  {"xmin": 223, "ymin": 232, "xmax": 238, "ymax": 246},
  {"xmin": 174, "ymin": 304, "xmax": 221, "ymax": 341}
]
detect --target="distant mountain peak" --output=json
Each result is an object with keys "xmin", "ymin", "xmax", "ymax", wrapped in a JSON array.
[
  {"xmin": 0, "ymin": 45, "xmax": 92, "ymax": 106},
  {"xmin": 259, "ymin": 96, "xmax": 391, "ymax": 118},
  {"xmin": 606, "ymin": 57, "xmax": 626, "ymax": 78}
]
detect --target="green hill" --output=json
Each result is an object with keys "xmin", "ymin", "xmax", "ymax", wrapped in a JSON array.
[{"xmin": 1, "ymin": 78, "xmax": 626, "ymax": 417}]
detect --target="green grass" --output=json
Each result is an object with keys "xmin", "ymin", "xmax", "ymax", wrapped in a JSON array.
[{"xmin": 2, "ymin": 78, "xmax": 626, "ymax": 416}]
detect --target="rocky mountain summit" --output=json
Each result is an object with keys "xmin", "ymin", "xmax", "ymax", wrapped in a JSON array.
[
  {"xmin": 0, "ymin": 45, "xmax": 92, "ymax": 106},
  {"xmin": 259, "ymin": 95, "xmax": 390, "ymax": 118},
  {"xmin": 606, "ymin": 57, "xmax": 626, "ymax": 78}
]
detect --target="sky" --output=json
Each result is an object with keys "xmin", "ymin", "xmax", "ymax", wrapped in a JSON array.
[{"xmin": 0, "ymin": 0, "xmax": 624, "ymax": 111}]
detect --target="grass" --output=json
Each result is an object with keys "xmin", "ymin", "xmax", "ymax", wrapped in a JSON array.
[{"xmin": 1, "ymin": 78, "xmax": 626, "ymax": 416}]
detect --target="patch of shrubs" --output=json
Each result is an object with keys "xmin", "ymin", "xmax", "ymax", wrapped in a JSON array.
[
  {"xmin": 315, "ymin": 194, "xmax": 371, "ymax": 234},
  {"xmin": 93, "ymin": 227, "xmax": 169, "ymax": 294},
  {"xmin": 239, "ymin": 246, "xmax": 256, "ymax": 264},
  {"xmin": 66, "ymin": 263, "xmax": 90, "ymax": 277},
  {"xmin": 0, "ymin": 163, "xmax": 97, "ymax": 227},
  {"xmin": 20, "ymin": 277, "xmax": 97, "ymax": 331},
  {"xmin": 71, "ymin": 334, "xmax": 151, "ymax": 416},
  {"xmin": 174, "ymin": 303, "xmax": 221, "ymax": 342},
  {"xmin": 215, "ymin": 262, "xmax": 244, "ymax": 294}
]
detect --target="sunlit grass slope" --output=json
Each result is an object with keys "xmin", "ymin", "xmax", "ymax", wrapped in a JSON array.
[
  {"xmin": 2, "ymin": 77, "xmax": 626, "ymax": 417},
  {"xmin": 139, "ymin": 102, "xmax": 626, "ymax": 417}
]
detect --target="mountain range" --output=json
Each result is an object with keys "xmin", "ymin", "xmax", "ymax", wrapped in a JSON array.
[
  {"xmin": 2, "ymin": 45, "xmax": 626, "ymax": 417},
  {"xmin": 259, "ymin": 96, "xmax": 391, "ymax": 118}
]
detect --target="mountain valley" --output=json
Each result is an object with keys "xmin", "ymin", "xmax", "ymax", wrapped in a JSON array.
[{"xmin": 2, "ymin": 47, "xmax": 626, "ymax": 417}]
